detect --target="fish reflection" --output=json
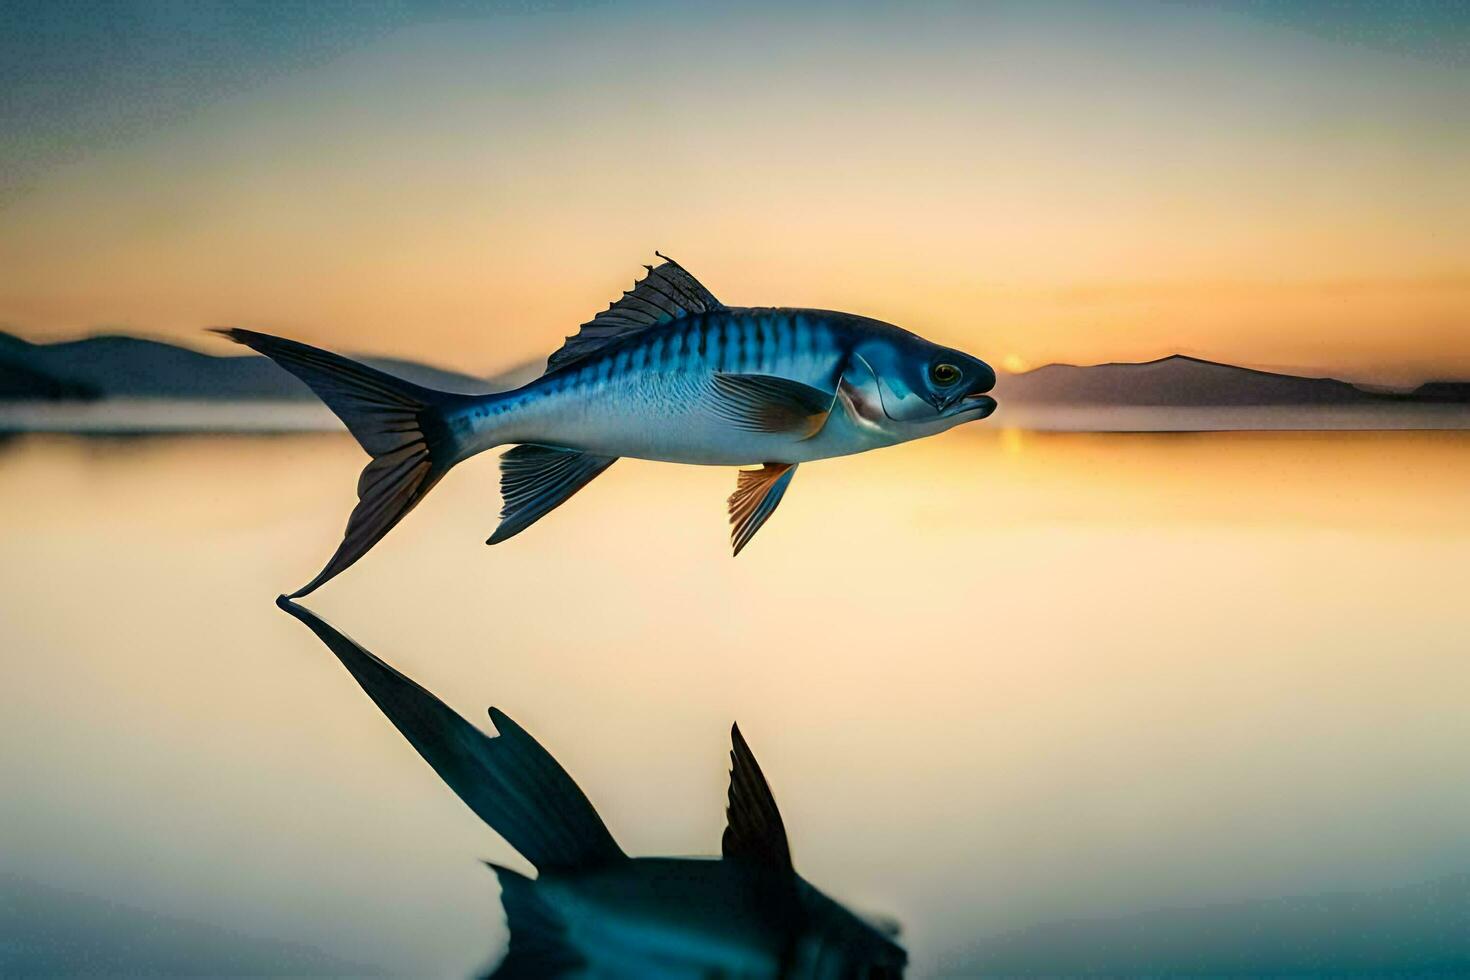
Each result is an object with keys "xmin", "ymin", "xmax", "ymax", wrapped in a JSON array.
[{"xmin": 277, "ymin": 597, "xmax": 907, "ymax": 979}]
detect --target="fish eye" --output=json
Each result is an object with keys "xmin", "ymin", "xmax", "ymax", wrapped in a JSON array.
[{"xmin": 929, "ymin": 362, "xmax": 961, "ymax": 386}]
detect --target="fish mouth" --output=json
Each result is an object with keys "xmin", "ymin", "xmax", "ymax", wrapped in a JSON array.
[{"xmin": 955, "ymin": 393, "xmax": 997, "ymax": 419}]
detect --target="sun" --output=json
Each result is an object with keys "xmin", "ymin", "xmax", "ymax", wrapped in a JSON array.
[{"xmin": 1001, "ymin": 354, "xmax": 1028, "ymax": 374}]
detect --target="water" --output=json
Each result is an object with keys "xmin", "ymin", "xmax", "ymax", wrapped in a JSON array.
[{"xmin": 3, "ymin": 429, "xmax": 1468, "ymax": 976}]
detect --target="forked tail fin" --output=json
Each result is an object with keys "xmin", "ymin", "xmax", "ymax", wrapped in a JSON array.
[{"xmin": 215, "ymin": 328, "xmax": 464, "ymax": 596}]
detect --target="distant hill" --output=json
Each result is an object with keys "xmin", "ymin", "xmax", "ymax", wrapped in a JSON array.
[
  {"xmin": 995, "ymin": 353, "xmax": 1465, "ymax": 406},
  {"xmin": 0, "ymin": 356, "xmax": 100, "ymax": 401},
  {"xmin": 0, "ymin": 330, "xmax": 535, "ymax": 401},
  {"xmin": 949, "ymin": 872, "xmax": 1470, "ymax": 977},
  {"xmin": 1414, "ymin": 381, "xmax": 1470, "ymax": 402}
]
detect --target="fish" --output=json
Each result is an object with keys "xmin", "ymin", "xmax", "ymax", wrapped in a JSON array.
[
  {"xmin": 276, "ymin": 596, "xmax": 909, "ymax": 979},
  {"xmin": 218, "ymin": 255, "xmax": 996, "ymax": 594}
]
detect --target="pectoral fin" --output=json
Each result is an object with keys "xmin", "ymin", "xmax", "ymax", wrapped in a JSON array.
[
  {"xmin": 489, "ymin": 445, "xmax": 618, "ymax": 545},
  {"xmin": 708, "ymin": 374, "xmax": 833, "ymax": 438},
  {"xmin": 727, "ymin": 462, "xmax": 797, "ymax": 556}
]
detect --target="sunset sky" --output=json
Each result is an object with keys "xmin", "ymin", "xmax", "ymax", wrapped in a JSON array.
[
  {"xmin": 2, "ymin": 0, "xmax": 1468, "ymax": 385},
  {"xmin": 6, "ymin": 7, "xmax": 1470, "ymax": 972}
]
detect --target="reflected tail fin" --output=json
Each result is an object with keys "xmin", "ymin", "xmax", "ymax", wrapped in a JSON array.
[{"xmin": 276, "ymin": 597, "xmax": 626, "ymax": 873}]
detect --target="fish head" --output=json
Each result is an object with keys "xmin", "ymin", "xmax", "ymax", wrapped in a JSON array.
[
  {"xmin": 792, "ymin": 879, "xmax": 908, "ymax": 978},
  {"xmin": 844, "ymin": 329, "xmax": 997, "ymax": 438}
]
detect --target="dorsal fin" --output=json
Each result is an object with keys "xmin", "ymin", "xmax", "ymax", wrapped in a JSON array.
[
  {"xmin": 545, "ymin": 253, "xmax": 723, "ymax": 374},
  {"xmin": 721, "ymin": 723, "xmax": 793, "ymax": 872}
]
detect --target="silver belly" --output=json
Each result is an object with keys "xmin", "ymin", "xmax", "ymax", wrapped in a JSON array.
[{"xmin": 495, "ymin": 369, "xmax": 895, "ymax": 466}]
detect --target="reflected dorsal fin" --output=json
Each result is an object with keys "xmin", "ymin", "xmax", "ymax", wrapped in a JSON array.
[
  {"xmin": 721, "ymin": 723, "xmax": 793, "ymax": 871},
  {"xmin": 545, "ymin": 253, "xmax": 723, "ymax": 374}
]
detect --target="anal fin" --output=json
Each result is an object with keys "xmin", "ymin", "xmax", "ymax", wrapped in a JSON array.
[
  {"xmin": 490, "ymin": 445, "xmax": 618, "ymax": 545},
  {"xmin": 727, "ymin": 462, "xmax": 798, "ymax": 556}
]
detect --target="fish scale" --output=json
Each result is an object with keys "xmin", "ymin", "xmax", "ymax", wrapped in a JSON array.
[
  {"xmin": 219, "ymin": 254, "xmax": 995, "ymax": 592},
  {"xmin": 481, "ymin": 308, "xmax": 846, "ymax": 466}
]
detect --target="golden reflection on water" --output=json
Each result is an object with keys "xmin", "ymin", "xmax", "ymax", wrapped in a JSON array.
[{"xmin": 2, "ymin": 430, "xmax": 1468, "ymax": 975}]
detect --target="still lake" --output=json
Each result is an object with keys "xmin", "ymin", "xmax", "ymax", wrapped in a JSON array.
[{"xmin": 3, "ymin": 429, "xmax": 1468, "ymax": 976}]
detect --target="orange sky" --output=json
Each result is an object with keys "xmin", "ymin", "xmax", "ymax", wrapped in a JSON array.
[{"xmin": 2, "ymin": 2, "xmax": 1467, "ymax": 385}]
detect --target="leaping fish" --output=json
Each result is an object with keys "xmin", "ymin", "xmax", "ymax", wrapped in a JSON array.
[
  {"xmin": 277, "ymin": 597, "xmax": 908, "ymax": 978},
  {"xmin": 218, "ymin": 255, "xmax": 996, "ymax": 595}
]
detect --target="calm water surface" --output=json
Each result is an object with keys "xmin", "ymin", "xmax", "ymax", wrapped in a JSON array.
[{"xmin": 3, "ymin": 430, "xmax": 1469, "ymax": 975}]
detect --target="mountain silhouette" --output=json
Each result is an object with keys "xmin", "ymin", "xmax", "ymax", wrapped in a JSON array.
[
  {"xmin": 0, "ymin": 330, "xmax": 534, "ymax": 401},
  {"xmin": 0, "ymin": 355, "xmax": 100, "ymax": 401},
  {"xmin": 994, "ymin": 353, "xmax": 1465, "ymax": 406}
]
